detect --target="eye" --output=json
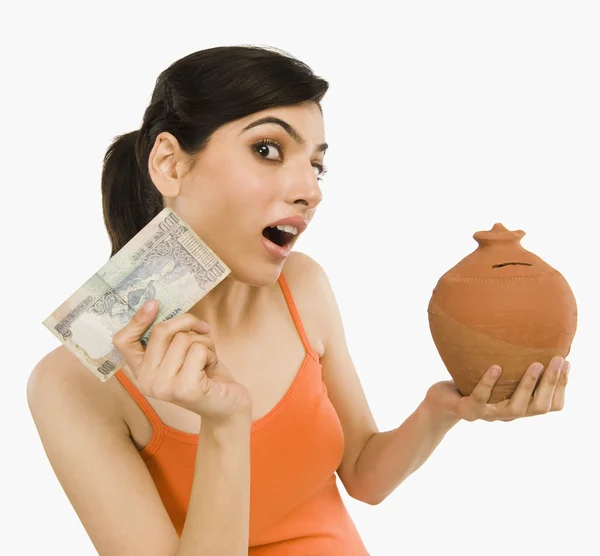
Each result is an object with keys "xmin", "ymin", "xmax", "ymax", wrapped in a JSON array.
[
  {"xmin": 252, "ymin": 139, "xmax": 328, "ymax": 181},
  {"xmin": 313, "ymin": 163, "xmax": 328, "ymax": 182},
  {"xmin": 252, "ymin": 139, "xmax": 283, "ymax": 161}
]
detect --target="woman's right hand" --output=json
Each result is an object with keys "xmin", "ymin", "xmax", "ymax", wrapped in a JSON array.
[{"xmin": 111, "ymin": 300, "xmax": 253, "ymax": 424}]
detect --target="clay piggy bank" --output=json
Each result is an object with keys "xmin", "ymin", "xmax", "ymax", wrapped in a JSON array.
[{"xmin": 427, "ymin": 223, "xmax": 577, "ymax": 404}]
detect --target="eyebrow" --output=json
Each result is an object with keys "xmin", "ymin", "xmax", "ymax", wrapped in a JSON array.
[{"xmin": 240, "ymin": 116, "xmax": 328, "ymax": 154}]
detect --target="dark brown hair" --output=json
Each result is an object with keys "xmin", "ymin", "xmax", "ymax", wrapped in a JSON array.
[{"xmin": 101, "ymin": 45, "xmax": 329, "ymax": 257}]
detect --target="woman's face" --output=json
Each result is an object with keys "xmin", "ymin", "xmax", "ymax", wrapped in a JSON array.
[{"xmin": 149, "ymin": 101, "xmax": 327, "ymax": 286}]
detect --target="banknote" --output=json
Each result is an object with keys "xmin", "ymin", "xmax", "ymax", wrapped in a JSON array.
[{"xmin": 43, "ymin": 207, "xmax": 231, "ymax": 382}]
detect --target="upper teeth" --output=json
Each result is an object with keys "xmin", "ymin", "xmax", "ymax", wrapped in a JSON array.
[{"xmin": 275, "ymin": 225, "xmax": 299, "ymax": 235}]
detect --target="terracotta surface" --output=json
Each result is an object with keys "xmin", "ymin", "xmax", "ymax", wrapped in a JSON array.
[{"xmin": 427, "ymin": 223, "xmax": 577, "ymax": 404}]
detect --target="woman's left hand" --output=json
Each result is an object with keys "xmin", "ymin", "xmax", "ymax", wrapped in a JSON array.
[{"xmin": 425, "ymin": 355, "xmax": 570, "ymax": 422}]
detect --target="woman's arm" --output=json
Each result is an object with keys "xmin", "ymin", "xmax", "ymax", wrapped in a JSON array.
[
  {"xmin": 27, "ymin": 348, "xmax": 251, "ymax": 556},
  {"xmin": 350, "ymin": 398, "xmax": 460, "ymax": 505},
  {"xmin": 177, "ymin": 416, "xmax": 251, "ymax": 556}
]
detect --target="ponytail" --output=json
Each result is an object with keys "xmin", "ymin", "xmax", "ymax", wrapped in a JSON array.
[{"xmin": 101, "ymin": 130, "xmax": 162, "ymax": 258}]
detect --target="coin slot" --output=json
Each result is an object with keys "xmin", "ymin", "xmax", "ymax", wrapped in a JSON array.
[{"xmin": 492, "ymin": 262, "xmax": 533, "ymax": 268}]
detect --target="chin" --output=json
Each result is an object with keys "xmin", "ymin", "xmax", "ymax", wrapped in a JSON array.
[
  {"xmin": 220, "ymin": 238, "xmax": 298, "ymax": 288},
  {"xmin": 224, "ymin": 259, "xmax": 285, "ymax": 289}
]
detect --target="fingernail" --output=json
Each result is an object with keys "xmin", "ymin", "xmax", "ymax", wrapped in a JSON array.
[
  {"xmin": 143, "ymin": 300, "xmax": 158, "ymax": 314},
  {"xmin": 532, "ymin": 363, "xmax": 543, "ymax": 378},
  {"xmin": 555, "ymin": 361, "xmax": 564, "ymax": 376},
  {"xmin": 490, "ymin": 366, "xmax": 501, "ymax": 377}
]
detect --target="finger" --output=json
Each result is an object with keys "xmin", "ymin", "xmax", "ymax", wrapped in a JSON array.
[
  {"xmin": 507, "ymin": 357, "xmax": 561, "ymax": 416},
  {"xmin": 143, "ymin": 312, "xmax": 211, "ymax": 375},
  {"xmin": 468, "ymin": 365, "xmax": 503, "ymax": 405},
  {"xmin": 147, "ymin": 334, "xmax": 215, "ymax": 400},
  {"xmin": 528, "ymin": 357, "xmax": 564, "ymax": 415},
  {"xmin": 175, "ymin": 342, "xmax": 219, "ymax": 405},
  {"xmin": 506, "ymin": 361, "xmax": 544, "ymax": 415},
  {"xmin": 158, "ymin": 331, "xmax": 215, "ymax": 381},
  {"xmin": 551, "ymin": 360, "xmax": 570, "ymax": 411},
  {"xmin": 111, "ymin": 299, "xmax": 161, "ymax": 375}
]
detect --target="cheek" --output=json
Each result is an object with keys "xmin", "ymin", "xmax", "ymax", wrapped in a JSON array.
[
  {"xmin": 184, "ymin": 160, "xmax": 275, "ymax": 237},
  {"xmin": 225, "ymin": 172, "xmax": 274, "ymax": 212}
]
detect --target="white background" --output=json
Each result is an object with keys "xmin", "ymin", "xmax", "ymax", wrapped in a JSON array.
[{"xmin": 3, "ymin": 1, "xmax": 599, "ymax": 554}]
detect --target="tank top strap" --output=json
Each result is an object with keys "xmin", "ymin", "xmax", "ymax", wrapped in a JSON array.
[
  {"xmin": 277, "ymin": 272, "xmax": 320, "ymax": 362},
  {"xmin": 114, "ymin": 369, "xmax": 165, "ymax": 439}
]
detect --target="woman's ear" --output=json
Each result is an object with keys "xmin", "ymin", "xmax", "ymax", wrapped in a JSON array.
[{"xmin": 148, "ymin": 131, "xmax": 186, "ymax": 198}]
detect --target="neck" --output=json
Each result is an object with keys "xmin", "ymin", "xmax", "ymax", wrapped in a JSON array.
[{"xmin": 187, "ymin": 274, "xmax": 271, "ymax": 335}]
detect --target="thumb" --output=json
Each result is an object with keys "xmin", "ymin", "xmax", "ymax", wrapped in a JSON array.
[
  {"xmin": 138, "ymin": 299, "xmax": 160, "ymax": 318},
  {"xmin": 113, "ymin": 299, "xmax": 160, "ymax": 370}
]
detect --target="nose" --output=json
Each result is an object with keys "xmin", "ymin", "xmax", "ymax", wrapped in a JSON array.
[{"xmin": 289, "ymin": 163, "xmax": 323, "ymax": 209}]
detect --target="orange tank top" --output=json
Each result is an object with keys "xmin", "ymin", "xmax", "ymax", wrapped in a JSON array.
[{"xmin": 115, "ymin": 272, "xmax": 370, "ymax": 555}]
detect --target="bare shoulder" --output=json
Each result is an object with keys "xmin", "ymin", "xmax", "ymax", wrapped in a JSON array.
[
  {"xmin": 283, "ymin": 250, "xmax": 328, "ymax": 289},
  {"xmin": 282, "ymin": 251, "xmax": 331, "ymax": 312},
  {"xmin": 26, "ymin": 349, "xmax": 180, "ymax": 555},
  {"xmin": 27, "ymin": 345, "xmax": 129, "ymax": 436},
  {"xmin": 29, "ymin": 345, "xmax": 111, "ymax": 397},
  {"xmin": 284, "ymin": 251, "xmax": 336, "ymax": 315}
]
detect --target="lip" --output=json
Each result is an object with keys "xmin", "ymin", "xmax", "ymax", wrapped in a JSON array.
[
  {"xmin": 264, "ymin": 215, "xmax": 308, "ymax": 235},
  {"xmin": 261, "ymin": 235, "xmax": 292, "ymax": 259}
]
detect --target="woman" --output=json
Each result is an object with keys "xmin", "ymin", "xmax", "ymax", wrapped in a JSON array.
[{"xmin": 27, "ymin": 45, "xmax": 570, "ymax": 555}]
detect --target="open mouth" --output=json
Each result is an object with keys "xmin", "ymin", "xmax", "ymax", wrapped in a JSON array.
[{"xmin": 262, "ymin": 226, "xmax": 297, "ymax": 247}]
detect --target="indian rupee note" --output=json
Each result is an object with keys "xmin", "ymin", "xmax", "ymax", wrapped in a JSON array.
[{"xmin": 43, "ymin": 207, "xmax": 230, "ymax": 381}]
